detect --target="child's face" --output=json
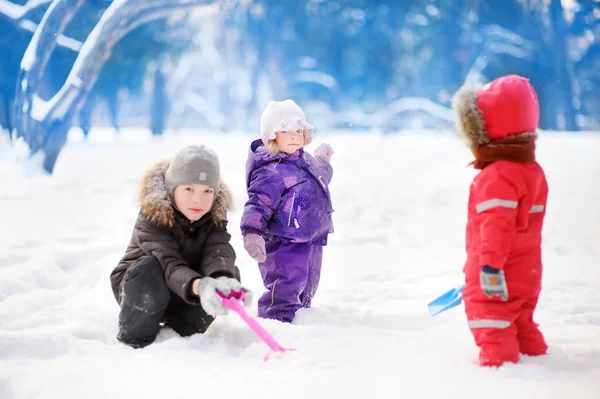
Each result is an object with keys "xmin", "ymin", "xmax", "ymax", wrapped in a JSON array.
[
  {"xmin": 275, "ymin": 128, "xmax": 305, "ymax": 154},
  {"xmin": 173, "ymin": 183, "xmax": 215, "ymax": 222}
]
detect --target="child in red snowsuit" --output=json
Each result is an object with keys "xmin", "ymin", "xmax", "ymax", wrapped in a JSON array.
[{"xmin": 452, "ymin": 74, "xmax": 549, "ymax": 367}]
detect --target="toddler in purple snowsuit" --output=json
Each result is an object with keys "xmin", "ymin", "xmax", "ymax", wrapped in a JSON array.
[{"xmin": 240, "ymin": 99, "xmax": 335, "ymax": 323}]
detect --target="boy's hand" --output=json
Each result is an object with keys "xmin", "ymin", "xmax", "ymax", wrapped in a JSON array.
[
  {"xmin": 480, "ymin": 265, "xmax": 508, "ymax": 301},
  {"xmin": 196, "ymin": 277, "xmax": 233, "ymax": 316},
  {"xmin": 193, "ymin": 277, "xmax": 253, "ymax": 313},
  {"xmin": 215, "ymin": 276, "xmax": 254, "ymax": 308},
  {"xmin": 243, "ymin": 233, "xmax": 267, "ymax": 262},
  {"xmin": 314, "ymin": 143, "xmax": 334, "ymax": 162}
]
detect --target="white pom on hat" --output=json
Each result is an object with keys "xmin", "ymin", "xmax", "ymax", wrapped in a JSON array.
[{"xmin": 259, "ymin": 99, "xmax": 314, "ymax": 146}]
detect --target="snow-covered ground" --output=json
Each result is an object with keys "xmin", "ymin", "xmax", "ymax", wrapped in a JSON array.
[{"xmin": 1, "ymin": 128, "xmax": 599, "ymax": 399}]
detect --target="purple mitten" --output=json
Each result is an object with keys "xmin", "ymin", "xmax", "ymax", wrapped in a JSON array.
[
  {"xmin": 314, "ymin": 143, "xmax": 334, "ymax": 162},
  {"xmin": 243, "ymin": 233, "xmax": 267, "ymax": 262}
]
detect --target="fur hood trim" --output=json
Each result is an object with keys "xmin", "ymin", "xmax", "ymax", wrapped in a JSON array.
[
  {"xmin": 137, "ymin": 160, "xmax": 233, "ymax": 227},
  {"xmin": 451, "ymin": 83, "xmax": 490, "ymax": 149}
]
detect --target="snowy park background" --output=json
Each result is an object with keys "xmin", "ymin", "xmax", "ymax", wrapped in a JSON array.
[
  {"xmin": 1, "ymin": 129, "xmax": 600, "ymax": 398},
  {"xmin": 1, "ymin": 0, "xmax": 600, "ymax": 398}
]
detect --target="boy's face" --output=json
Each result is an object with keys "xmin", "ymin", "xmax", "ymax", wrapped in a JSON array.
[
  {"xmin": 173, "ymin": 183, "xmax": 215, "ymax": 222},
  {"xmin": 275, "ymin": 128, "xmax": 305, "ymax": 154}
]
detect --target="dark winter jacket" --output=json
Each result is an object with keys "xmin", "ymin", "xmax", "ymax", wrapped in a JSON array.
[
  {"xmin": 240, "ymin": 139, "xmax": 334, "ymax": 246},
  {"xmin": 110, "ymin": 160, "xmax": 240, "ymax": 305}
]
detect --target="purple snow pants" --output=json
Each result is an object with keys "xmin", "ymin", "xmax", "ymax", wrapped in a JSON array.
[{"xmin": 257, "ymin": 241, "xmax": 323, "ymax": 323}]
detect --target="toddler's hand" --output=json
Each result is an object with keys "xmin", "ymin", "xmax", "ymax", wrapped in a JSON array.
[
  {"xmin": 314, "ymin": 143, "xmax": 334, "ymax": 162},
  {"xmin": 243, "ymin": 233, "xmax": 267, "ymax": 262},
  {"xmin": 480, "ymin": 265, "xmax": 508, "ymax": 302}
]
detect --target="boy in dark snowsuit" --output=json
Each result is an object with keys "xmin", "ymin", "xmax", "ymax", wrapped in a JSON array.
[{"xmin": 110, "ymin": 145, "xmax": 251, "ymax": 348}]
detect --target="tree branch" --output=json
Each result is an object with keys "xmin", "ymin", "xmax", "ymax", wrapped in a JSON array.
[
  {"xmin": 45, "ymin": 0, "xmax": 218, "ymax": 124},
  {"xmin": 14, "ymin": 0, "xmax": 219, "ymax": 172},
  {"xmin": 0, "ymin": 0, "xmax": 82, "ymax": 52}
]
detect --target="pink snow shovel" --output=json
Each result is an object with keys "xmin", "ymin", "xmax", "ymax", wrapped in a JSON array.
[{"xmin": 218, "ymin": 290, "xmax": 295, "ymax": 361}]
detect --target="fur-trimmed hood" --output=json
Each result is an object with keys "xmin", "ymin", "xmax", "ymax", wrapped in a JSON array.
[
  {"xmin": 137, "ymin": 159, "xmax": 233, "ymax": 227},
  {"xmin": 452, "ymin": 75, "xmax": 540, "ymax": 149},
  {"xmin": 452, "ymin": 82, "xmax": 489, "ymax": 149}
]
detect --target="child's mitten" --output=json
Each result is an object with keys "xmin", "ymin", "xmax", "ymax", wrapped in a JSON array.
[
  {"xmin": 215, "ymin": 276, "xmax": 254, "ymax": 308},
  {"xmin": 480, "ymin": 265, "xmax": 508, "ymax": 301},
  {"xmin": 243, "ymin": 233, "xmax": 267, "ymax": 262},
  {"xmin": 197, "ymin": 277, "xmax": 233, "ymax": 316},
  {"xmin": 314, "ymin": 143, "xmax": 334, "ymax": 162}
]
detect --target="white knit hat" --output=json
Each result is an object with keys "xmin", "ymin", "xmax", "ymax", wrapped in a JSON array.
[{"xmin": 259, "ymin": 99, "xmax": 314, "ymax": 146}]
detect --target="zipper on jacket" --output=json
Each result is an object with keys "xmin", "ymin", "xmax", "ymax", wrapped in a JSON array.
[
  {"xmin": 287, "ymin": 192, "xmax": 296, "ymax": 227},
  {"xmin": 317, "ymin": 175, "xmax": 326, "ymax": 189}
]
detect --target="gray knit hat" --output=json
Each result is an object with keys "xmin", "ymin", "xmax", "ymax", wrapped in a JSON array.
[{"xmin": 165, "ymin": 145, "xmax": 220, "ymax": 196}]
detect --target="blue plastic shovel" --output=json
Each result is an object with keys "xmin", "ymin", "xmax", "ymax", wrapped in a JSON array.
[{"xmin": 427, "ymin": 284, "xmax": 465, "ymax": 317}]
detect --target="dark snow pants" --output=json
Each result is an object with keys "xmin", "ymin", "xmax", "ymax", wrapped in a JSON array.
[{"xmin": 116, "ymin": 256, "xmax": 214, "ymax": 348}]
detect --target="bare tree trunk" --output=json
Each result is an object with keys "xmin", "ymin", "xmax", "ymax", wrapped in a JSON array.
[
  {"xmin": 0, "ymin": 92, "xmax": 12, "ymax": 136},
  {"xmin": 550, "ymin": 0, "xmax": 577, "ymax": 131},
  {"xmin": 14, "ymin": 0, "xmax": 218, "ymax": 173}
]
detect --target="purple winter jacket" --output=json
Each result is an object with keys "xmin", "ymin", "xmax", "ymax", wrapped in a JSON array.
[{"xmin": 240, "ymin": 139, "xmax": 334, "ymax": 246}]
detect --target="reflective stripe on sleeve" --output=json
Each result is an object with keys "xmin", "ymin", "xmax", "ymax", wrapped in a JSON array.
[
  {"xmin": 529, "ymin": 205, "xmax": 544, "ymax": 213},
  {"xmin": 475, "ymin": 199, "xmax": 518, "ymax": 213}
]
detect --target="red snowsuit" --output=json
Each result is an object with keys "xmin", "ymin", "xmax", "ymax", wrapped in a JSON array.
[
  {"xmin": 463, "ymin": 160, "xmax": 549, "ymax": 366},
  {"xmin": 453, "ymin": 74, "xmax": 549, "ymax": 366}
]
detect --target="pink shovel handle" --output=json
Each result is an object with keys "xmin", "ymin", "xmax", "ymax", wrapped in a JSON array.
[{"xmin": 218, "ymin": 291, "xmax": 285, "ymax": 352}]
